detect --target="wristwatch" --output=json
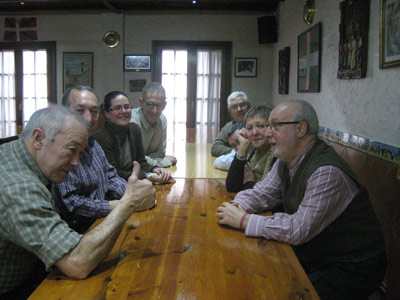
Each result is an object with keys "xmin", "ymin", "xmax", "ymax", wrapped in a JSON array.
[
  {"xmin": 146, "ymin": 172, "xmax": 153, "ymax": 181},
  {"xmin": 236, "ymin": 153, "xmax": 247, "ymax": 161}
]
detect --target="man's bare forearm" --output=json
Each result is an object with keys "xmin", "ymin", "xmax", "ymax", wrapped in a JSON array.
[{"xmin": 55, "ymin": 198, "xmax": 135, "ymax": 278}]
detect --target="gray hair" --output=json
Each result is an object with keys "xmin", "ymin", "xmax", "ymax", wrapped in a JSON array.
[
  {"xmin": 21, "ymin": 105, "xmax": 90, "ymax": 141},
  {"xmin": 227, "ymin": 122, "xmax": 244, "ymax": 138},
  {"xmin": 291, "ymin": 100, "xmax": 319, "ymax": 135},
  {"xmin": 243, "ymin": 105, "xmax": 272, "ymax": 125},
  {"xmin": 62, "ymin": 85, "xmax": 98, "ymax": 107},
  {"xmin": 142, "ymin": 82, "xmax": 166, "ymax": 101},
  {"xmin": 227, "ymin": 91, "xmax": 249, "ymax": 107}
]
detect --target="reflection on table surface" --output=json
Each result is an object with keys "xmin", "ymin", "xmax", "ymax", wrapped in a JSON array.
[
  {"xmin": 29, "ymin": 179, "xmax": 319, "ymax": 300},
  {"xmin": 167, "ymin": 143, "xmax": 228, "ymax": 179}
]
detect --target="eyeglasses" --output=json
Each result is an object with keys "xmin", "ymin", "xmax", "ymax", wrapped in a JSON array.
[
  {"xmin": 145, "ymin": 102, "xmax": 166, "ymax": 110},
  {"xmin": 109, "ymin": 104, "xmax": 133, "ymax": 112},
  {"xmin": 266, "ymin": 121, "xmax": 300, "ymax": 131},
  {"xmin": 230, "ymin": 102, "xmax": 249, "ymax": 111}
]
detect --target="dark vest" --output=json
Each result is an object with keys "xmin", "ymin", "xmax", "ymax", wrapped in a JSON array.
[{"xmin": 278, "ymin": 138, "xmax": 385, "ymax": 267}]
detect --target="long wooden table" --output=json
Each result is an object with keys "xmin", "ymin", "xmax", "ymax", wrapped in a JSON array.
[
  {"xmin": 167, "ymin": 143, "xmax": 228, "ymax": 179},
  {"xmin": 29, "ymin": 179, "xmax": 319, "ymax": 300}
]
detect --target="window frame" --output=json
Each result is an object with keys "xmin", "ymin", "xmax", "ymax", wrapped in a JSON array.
[
  {"xmin": 152, "ymin": 41, "xmax": 232, "ymax": 128},
  {"xmin": 0, "ymin": 41, "xmax": 56, "ymax": 135}
]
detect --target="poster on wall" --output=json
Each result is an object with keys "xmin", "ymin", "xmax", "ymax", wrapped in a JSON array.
[
  {"xmin": 63, "ymin": 52, "xmax": 93, "ymax": 92},
  {"xmin": 279, "ymin": 47, "xmax": 290, "ymax": 94},
  {"xmin": 297, "ymin": 23, "xmax": 321, "ymax": 92},
  {"xmin": 337, "ymin": 0, "xmax": 370, "ymax": 79},
  {"xmin": 380, "ymin": 0, "xmax": 400, "ymax": 68},
  {"xmin": 234, "ymin": 58, "xmax": 257, "ymax": 77}
]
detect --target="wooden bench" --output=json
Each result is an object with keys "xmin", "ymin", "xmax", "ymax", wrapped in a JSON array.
[
  {"xmin": 0, "ymin": 135, "xmax": 18, "ymax": 145},
  {"xmin": 320, "ymin": 137, "xmax": 400, "ymax": 300}
]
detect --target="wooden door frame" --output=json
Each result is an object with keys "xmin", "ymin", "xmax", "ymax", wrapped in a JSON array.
[
  {"xmin": 0, "ymin": 41, "xmax": 56, "ymax": 133},
  {"xmin": 152, "ymin": 40, "xmax": 232, "ymax": 129}
]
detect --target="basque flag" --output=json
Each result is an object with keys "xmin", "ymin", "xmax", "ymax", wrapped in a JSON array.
[{"xmin": 4, "ymin": 17, "xmax": 38, "ymax": 41}]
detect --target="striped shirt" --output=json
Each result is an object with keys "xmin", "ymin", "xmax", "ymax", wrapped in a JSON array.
[
  {"xmin": 233, "ymin": 141, "xmax": 359, "ymax": 245},
  {"xmin": 53, "ymin": 138, "xmax": 127, "ymax": 225}
]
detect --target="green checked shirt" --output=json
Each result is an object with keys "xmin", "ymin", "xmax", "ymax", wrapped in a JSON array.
[{"xmin": 0, "ymin": 138, "xmax": 82, "ymax": 294}]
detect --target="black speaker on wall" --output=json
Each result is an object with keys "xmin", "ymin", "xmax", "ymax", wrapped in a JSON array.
[{"xmin": 258, "ymin": 16, "xmax": 277, "ymax": 44}]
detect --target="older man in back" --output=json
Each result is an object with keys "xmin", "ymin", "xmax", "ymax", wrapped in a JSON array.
[
  {"xmin": 211, "ymin": 91, "xmax": 251, "ymax": 157},
  {"xmin": 0, "ymin": 106, "xmax": 155, "ymax": 299},
  {"xmin": 53, "ymin": 86, "xmax": 153, "ymax": 233},
  {"xmin": 217, "ymin": 100, "xmax": 386, "ymax": 300}
]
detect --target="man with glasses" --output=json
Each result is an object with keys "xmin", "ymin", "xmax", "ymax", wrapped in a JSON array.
[
  {"xmin": 130, "ymin": 82, "xmax": 177, "ymax": 168},
  {"xmin": 53, "ymin": 86, "xmax": 138, "ymax": 233},
  {"xmin": 217, "ymin": 100, "xmax": 386, "ymax": 300},
  {"xmin": 211, "ymin": 91, "xmax": 251, "ymax": 157}
]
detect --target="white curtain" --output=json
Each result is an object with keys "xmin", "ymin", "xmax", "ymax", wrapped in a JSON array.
[
  {"xmin": 162, "ymin": 49, "xmax": 188, "ymax": 144},
  {"xmin": 196, "ymin": 50, "xmax": 222, "ymax": 127},
  {"xmin": 0, "ymin": 49, "xmax": 47, "ymax": 138},
  {"xmin": 0, "ymin": 50, "xmax": 16, "ymax": 137},
  {"xmin": 22, "ymin": 49, "xmax": 48, "ymax": 126}
]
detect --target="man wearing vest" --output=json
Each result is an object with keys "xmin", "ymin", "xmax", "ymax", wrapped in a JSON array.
[{"xmin": 216, "ymin": 100, "xmax": 386, "ymax": 300}]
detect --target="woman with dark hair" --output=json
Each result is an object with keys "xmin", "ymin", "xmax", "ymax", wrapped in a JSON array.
[
  {"xmin": 226, "ymin": 105, "xmax": 275, "ymax": 193},
  {"xmin": 94, "ymin": 91, "xmax": 174, "ymax": 184}
]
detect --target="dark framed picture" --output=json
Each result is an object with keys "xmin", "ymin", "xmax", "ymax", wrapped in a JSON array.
[
  {"xmin": 124, "ymin": 55, "xmax": 151, "ymax": 72},
  {"xmin": 63, "ymin": 52, "xmax": 93, "ymax": 92},
  {"xmin": 234, "ymin": 57, "xmax": 257, "ymax": 77},
  {"xmin": 279, "ymin": 47, "xmax": 290, "ymax": 94},
  {"xmin": 297, "ymin": 22, "xmax": 321, "ymax": 92},
  {"xmin": 337, "ymin": 0, "xmax": 370, "ymax": 79},
  {"xmin": 129, "ymin": 79, "xmax": 147, "ymax": 92},
  {"xmin": 380, "ymin": 0, "xmax": 400, "ymax": 68}
]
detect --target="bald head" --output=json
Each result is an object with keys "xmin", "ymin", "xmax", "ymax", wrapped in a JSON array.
[
  {"xmin": 266, "ymin": 100, "xmax": 318, "ymax": 164},
  {"xmin": 62, "ymin": 86, "xmax": 99, "ymax": 136},
  {"xmin": 274, "ymin": 100, "xmax": 319, "ymax": 136}
]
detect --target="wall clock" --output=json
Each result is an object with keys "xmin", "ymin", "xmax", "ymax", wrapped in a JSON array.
[
  {"xmin": 103, "ymin": 31, "xmax": 120, "ymax": 48},
  {"xmin": 303, "ymin": 0, "xmax": 315, "ymax": 26}
]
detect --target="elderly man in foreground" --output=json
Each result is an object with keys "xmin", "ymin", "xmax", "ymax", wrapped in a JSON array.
[
  {"xmin": 0, "ymin": 106, "xmax": 155, "ymax": 299},
  {"xmin": 217, "ymin": 100, "xmax": 386, "ymax": 300},
  {"xmin": 211, "ymin": 91, "xmax": 251, "ymax": 157}
]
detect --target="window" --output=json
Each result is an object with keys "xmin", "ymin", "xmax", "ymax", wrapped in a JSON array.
[
  {"xmin": 0, "ymin": 42, "xmax": 56, "ymax": 138},
  {"xmin": 153, "ymin": 41, "xmax": 232, "ymax": 132}
]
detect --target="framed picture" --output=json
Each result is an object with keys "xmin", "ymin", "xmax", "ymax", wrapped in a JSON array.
[
  {"xmin": 297, "ymin": 22, "xmax": 321, "ymax": 92},
  {"xmin": 234, "ymin": 57, "xmax": 257, "ymax": 77},
  {"xmin": 380, "ymin": 0, "xmax": 400, "ymax": 68},
  {"xmin": 279, "ymin": 47, "xmax": 290, "ymax": 94},
  {"xmin": 63, "ymin": 52, "xmax": 93, "ymax": 92},
  {"xmin": 337, "ymin": 0, "xmax": 370, "ymax": 79},
  {"xmin": 129, "ymin": 79, "xmax": 147, "ymax": 92},
  {"xmin": 124, "ymin": 55, "xmax": 151, "ymax": 71}
]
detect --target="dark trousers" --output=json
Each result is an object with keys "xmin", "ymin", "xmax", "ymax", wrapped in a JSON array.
[
  {"xmin": 303, "ymin": 251, "xmax": 387, "ymax": 300},
  {"xmin": 0, "ymin": 261, "xmax": 47, "ymax": 300}
]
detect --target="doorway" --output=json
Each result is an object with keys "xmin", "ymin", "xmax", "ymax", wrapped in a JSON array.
[
  {"xmin": 152, "ymin": 41, "xmax": 232, "ymax": 144},
  {"xmin": 0, "ymin": 41, "xmax": 56, "ymax": 137}
]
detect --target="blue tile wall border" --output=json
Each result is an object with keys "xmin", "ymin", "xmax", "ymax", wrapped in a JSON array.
[{"xmin": 318, "ymin": 126, "xmax": 400, "ymax": 166}]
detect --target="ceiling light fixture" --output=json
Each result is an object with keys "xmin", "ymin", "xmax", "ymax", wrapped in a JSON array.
[{"xmin": 192, "ymin": 0, "xmax": 196, "ymax": 3}]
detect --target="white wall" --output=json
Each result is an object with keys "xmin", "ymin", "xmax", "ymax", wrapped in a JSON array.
[
  {"xmin": 1, "ymin": 12, "xmax": 273, "ymax": 108},
  {"xmin": 2, "ymin": 1, "xmax": 399, "ymax": 148},
  {"xmin": 123, "ymin": 14, "xmax": 274, "ymax": 106},
  {"xmin": 272, "ymin": 0, "xmax": 400, "ymax": 148}
]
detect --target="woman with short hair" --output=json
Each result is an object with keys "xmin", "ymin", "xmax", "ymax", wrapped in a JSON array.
[{"xmin": 226, "ymin": 105, "xmax": 275, "ymax": 193}]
